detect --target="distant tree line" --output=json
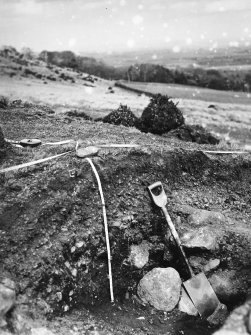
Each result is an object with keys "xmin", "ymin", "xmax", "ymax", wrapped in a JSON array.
[{"xmin": 38, "ymin": 50, "xmax": 251, "ymax": 92}]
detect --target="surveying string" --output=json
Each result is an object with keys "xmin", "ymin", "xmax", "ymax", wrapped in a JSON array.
[
  {"xmin": 0, "ymin": 151, "xmax": 73, "ymax": 174},
  {"xmin": 86, "ymin": 158, "xmax": 114, "ymax": 303}
]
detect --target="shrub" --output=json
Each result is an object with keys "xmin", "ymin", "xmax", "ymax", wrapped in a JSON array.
[
  {"xmin": 102, "ymin": 104, "xmax": 139, "ymax": 127},
  {"xmin": 139, "ymin": 94, "xmax": 184, "ymax": 134},
  {"xmin": 0, "ymin": 96, "xmax": 9, "ymax": 109}
]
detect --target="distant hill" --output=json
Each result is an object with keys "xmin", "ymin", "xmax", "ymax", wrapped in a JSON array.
[
  {"xmin": 39, "ymin": 50, "xmax": 126, "ymax": 80},
  {"xmin": 1, "ymin": 45, "xmax": 250, "ymax": 93}
]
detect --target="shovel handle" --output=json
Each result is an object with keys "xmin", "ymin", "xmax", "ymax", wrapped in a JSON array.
[{"xmin": 161, "ymin": 206, "xmax": 194, "ymax": 278}]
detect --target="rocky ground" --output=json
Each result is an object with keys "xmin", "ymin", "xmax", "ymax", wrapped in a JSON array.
[{"xmin": 0, "ymin": 48, "xmax": 251, "ymax": 335}]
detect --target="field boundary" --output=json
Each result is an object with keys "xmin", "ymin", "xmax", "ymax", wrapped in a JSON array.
[{"xmin": 115, "ymin": 80, "xmax": 154, "ymax": 97}]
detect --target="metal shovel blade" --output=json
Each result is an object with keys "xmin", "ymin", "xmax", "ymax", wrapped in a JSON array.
[{"xmin": 183, "ymin": 272, "xmax": 220, "ymax": 318}]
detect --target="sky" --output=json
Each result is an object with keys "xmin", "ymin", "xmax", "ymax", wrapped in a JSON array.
[{"xmin": 0, "ymin": 0, "xmax": 251, "ymax": 54}]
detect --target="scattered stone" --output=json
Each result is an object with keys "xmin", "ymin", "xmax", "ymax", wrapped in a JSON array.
[
  {"xmin": 178, "ymin": 288, "xmax": 198, "ymax": 316},
  {"xmin": 209, "ymin": 270, "xmax": 248, "ymax": 305},
  {"xmin": 102, "ymin": 104, "xmax": 139, "ymax": 127},
  {"xmin": 128, "ymin": 240, "xmax": 150, "ymax": 269},
  {"xmin": 139, "ymin": 94, "xmax": 184, "ymax": 134},
  {"xmin": 137, "ymin": 267, "xmax": 181, "ymax": 311},
  {"xmin": 0, "ymin": 277, "xmax": 16, "ymax": 327},
  {"xmin": 166, "ymin": 124, "xmax": 219, "ymax": 145},
  {"xmin": 181, "ymin": 226, "xmax": 219, "ymax": 251},
  {"xmin": 203, "ymin": 259, "xmax": 220, "ymax": 273}
]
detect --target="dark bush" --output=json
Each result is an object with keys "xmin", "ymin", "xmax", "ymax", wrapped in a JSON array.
[
  {"xmin": 139, "ymin": 94, "xmax": 184, "ymax": 134},
  {"xmin": 102, "ymin": 104, "xmax": 139, "ymax": 127},
  {"xmin": 0, "ymin": 96, "xmax": 9, "ymax": 109}
]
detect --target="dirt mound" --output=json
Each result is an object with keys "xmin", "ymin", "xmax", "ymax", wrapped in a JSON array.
[
  {"xmin": 101, "ymin": 104, "xmax": 139, "ymax": 127},
  {"xmin": 139, "ymin": 94, "xmax": 184, "ymax": 134},
  {"xmin": 166, "ymin": 124, "xmax": 220, "ymax": 145},
  {"xmin": 66, "ymin": 110, "xmax": 92, "ymax": 120}
]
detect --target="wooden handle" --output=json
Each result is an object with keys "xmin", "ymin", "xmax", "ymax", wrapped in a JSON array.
[{"xmin": 162, "ymin": 206, "xmax": 194, "ymax": 278}]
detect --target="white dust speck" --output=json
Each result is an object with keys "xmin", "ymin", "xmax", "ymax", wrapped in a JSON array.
[
  {"xmin": 152, "ymin": 54, "xmax": 157, "ymax": 60},
  {"xmin": 138, "ymin": 4, "xmax": 144, "ymax": 10},
  {"xmin": 165, "ymin": 37, "xmax": 171, "ymax": 43},
  {"xmin": 120, "ymin": 0, "xmax": 126, "ymax": 6},
  {"xmin": 186, "ymin": 37, "xmax": 192, "ymax": 45},
  {"xmin": 119, "ymin": 20, "xmax": 125, "ymax": 26},
  {"xmin": 172, "ymin": 46, "xmax": 181, "ymax": 53},
  {"xmin": 68, "ymin": 38, "xmax": 76, "ymax": 48},
  {"xmin": 132, "ymin": 15, "xmax": 143, "ymax": 25},
  {"xmin": 222, "ymin": 32, "xmax": 227, "ymax": 37},
  {"xmin": 244, "ymin": 27, "xmax": 249, "ymax": 33},
  {"xmin": 163, "ymin": 23, "xmax": 168, "ymax": 28},
  {"xmin": 200, "ymin": 34, "xmax": 205, "ymax": 40},
  {"xmin": 127, "ymin": 39, "xmax": 135, "ymax": 48}
]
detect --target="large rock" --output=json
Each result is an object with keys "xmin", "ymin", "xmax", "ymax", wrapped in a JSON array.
[
  {"xmin": 128, "ymin": 240, "xmax": 150, "ymax": 269},
  {"xmin": 139, "ymin": 94, "xmax": 184, "ymax": 134},
  {"xmin": 137, "ymin": 267, "xmax": 181, "ymax": 311},
  {"xmin": 209, "ymin": 270, "xmax": 248, "ymax": 305},
  {"xmin": 0, "ymin": 277, "xmax": 16, "ymax": 327},
  {"xmin": 181, "ymin": 226, "xmax": 219, "ymax": 251}
]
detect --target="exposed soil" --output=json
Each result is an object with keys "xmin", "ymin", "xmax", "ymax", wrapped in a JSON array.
[{"xmin": 0, "ymin": 102, "xmax": 251, "ymax": 334}]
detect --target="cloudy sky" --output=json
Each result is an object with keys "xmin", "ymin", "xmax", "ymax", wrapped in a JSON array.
[{"xmin": 0, "ymin": 0, "xmax": 251, "ymax": 53}]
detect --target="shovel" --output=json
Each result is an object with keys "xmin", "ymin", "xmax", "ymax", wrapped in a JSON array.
[{"xmin": 148, "ymin": 181, "xmax": 221, "ymax": 319}]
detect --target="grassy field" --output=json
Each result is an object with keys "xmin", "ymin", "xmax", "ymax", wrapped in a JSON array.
[{"xmin": 117, "ymin": 80, "xmax": 251, "ymax": 105}]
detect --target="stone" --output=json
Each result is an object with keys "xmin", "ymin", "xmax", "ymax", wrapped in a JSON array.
[
  {"xmin": 189, "ymin": 256, "xmax": 207, "ymax": 271},
  {"xmin": 187, "ymin": 209, "xmax": 226, "ymax": 226},
  {"xmin": 178, "ymin": 288, "xmax": 198, "ymax": 316},
  {"xmin": 137, "ymin": 267, "xmax": 181, "ymax": 311},
  {"xmin": 203, "ymin": 259, "xmax": 220, "ymax": 273},
  {"xmin": 129, "ymin": 240, "xmax": 150, "ymax": 269},
  {"xmin": 0, "ymin": 278, "xmax": 16, "ymax": 327},
  {"xmin": 181, "ymin": 226, "xmax": 219, "ymax": 251},
  {"xmin": 213, "ymin": 298, "xmax": 251, "ymax": 334},
  {"xmin": 31, "ymin": 327, "xmax": 55, "ymax": 335},
  {"xmin": 209, "ymin": 270, "xmax": 248, "ymax": 305}
]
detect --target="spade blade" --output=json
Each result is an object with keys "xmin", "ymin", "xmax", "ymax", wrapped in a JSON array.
[{"xmin": 183, "ymin": 272, "xmax": 220, "ymax": 319}]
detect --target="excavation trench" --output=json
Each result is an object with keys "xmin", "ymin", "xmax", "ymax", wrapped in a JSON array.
[{"xmin": 1, "ymin": 148, "xmax": 251, "ymax": 334}]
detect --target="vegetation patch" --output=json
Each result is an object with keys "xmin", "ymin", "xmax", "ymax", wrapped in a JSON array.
[
  {"xmin": 139, "ymin": 94, "xmax": 184, "ymax": 134},
  {"xmin": 101, "ymin": 104, "xmax": 139, "ymax": 127}
]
